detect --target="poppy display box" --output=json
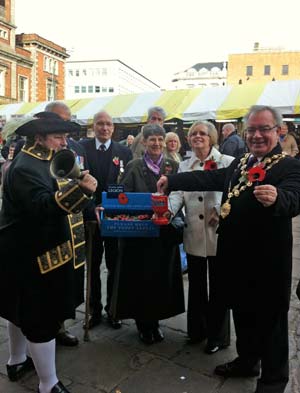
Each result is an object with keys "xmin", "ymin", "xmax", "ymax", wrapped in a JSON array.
[{"xmin": 100, "ymin": 191, "xmax": 160, "ymax": 237}]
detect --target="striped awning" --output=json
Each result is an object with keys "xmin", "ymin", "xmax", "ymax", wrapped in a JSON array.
[{"xmin": 1, "ymin": 80, "xmax": 300, "ymax": 124}]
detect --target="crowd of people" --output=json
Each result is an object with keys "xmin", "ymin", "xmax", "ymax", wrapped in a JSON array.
[{"xmin": 0, "ymin": 102, "xmax": 300, "ymax": 393}]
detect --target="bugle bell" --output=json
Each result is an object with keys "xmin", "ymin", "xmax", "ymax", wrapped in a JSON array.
[{"xmin": 50, "ymin": 149, "xmax": 82, "ymax": 179}]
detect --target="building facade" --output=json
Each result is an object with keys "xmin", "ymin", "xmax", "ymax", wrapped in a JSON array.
[
  {"xmin": 65, "ymin": 59, "xmax": 160, "ymax": 99},
  {"xmin": 0, "ymin": 0, "xmax": 68, "ymax": 105},
  {"xmin": 171, "ymin": 62, "xmax": 227, "ymax": 89},
  {"xmin": 227, "ymin": 43, "xmax": 300, "ymax": 85}
]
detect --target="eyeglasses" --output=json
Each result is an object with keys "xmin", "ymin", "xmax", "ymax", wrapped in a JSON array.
[
  {"xmin": 245, "ymin": 125, "xmax": 278, "ymax": 135},
  {"xmin": 190, "ymin": 131, "xmax": 209, "ymax": 137}
]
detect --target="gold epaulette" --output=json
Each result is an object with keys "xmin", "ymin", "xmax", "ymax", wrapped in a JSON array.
[{"xmin": 55, "ymin": 181, "xmax": 91, "ymax": 214}]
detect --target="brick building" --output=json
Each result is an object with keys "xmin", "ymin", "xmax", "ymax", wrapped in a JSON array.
[{"xmin": 0, "ymin": 0, "xmax": 68, "ymax": 105}]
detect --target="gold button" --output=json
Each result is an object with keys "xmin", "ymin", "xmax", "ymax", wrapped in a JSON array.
[
  {"xmin": 64, "ymin": 254, "xmax": 69, "ymax": 259},
  {"xmin": 65, "ymin": 202, "xmax": 69, "ymax": 207}
]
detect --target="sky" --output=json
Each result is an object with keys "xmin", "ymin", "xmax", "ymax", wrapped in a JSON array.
[{"xmin": 14, "ymin": 0, "xmax": 300, "ymax": 88}]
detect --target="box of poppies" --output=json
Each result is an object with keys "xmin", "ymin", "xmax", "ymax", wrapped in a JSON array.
[{"xmin": 100, "ymin": 190, "xmax": 160, "ymax": 237}]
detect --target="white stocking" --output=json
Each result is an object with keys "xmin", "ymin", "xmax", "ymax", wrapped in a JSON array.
[
  {"xmin": 27, "ymin": 339, "xmax": 58, "ymax": 393},
  {"xmin": 7, "ymin": 321, "xmax": 27, "ymax": 365}
]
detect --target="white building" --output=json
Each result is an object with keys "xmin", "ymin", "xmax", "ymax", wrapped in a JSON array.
[
  {"xmin": 171, "ymin": 61, "xmax": 227, "ymax": 89},
  {"xmin": 65, "ymin": 59, "xmax": 160, "ymax": 99}
]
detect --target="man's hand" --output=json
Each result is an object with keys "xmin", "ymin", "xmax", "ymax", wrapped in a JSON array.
[
  {"xmin": 253, "ymin": 184, "xmax": 277, "ymax": 207},
  {"xmin": 78, "ymin": 170, "xmax": 98, "ymax": 194},
  {"xmin": 208, "ymin": 207, "xmax": 219, "ymax": 226},
  {"xmin": 157, "ymin": 175, "xmax": 169, "ymax": 194}
]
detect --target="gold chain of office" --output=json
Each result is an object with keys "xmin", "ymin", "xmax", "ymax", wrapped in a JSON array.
[{"xmin": 220, "ymin": 152, "xmax": 287, "ymax": 219}]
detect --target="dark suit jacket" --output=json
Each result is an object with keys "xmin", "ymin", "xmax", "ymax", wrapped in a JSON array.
[{"xmin": 79, "ymin": 138, "xmax": 132, "ymax": 220}]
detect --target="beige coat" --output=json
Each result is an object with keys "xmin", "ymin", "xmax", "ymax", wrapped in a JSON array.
[{"xmin": 168, "ymin": 147, "xmax": 234, "ymax": 257}]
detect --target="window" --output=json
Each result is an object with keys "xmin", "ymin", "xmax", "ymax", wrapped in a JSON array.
[
  {"xmin": 88, "ymin": 85, "xmax": 93, "ymax": 93},
  {"xmin": 102, "ymin": 68, "xmax": 108, "ymax": 76},
  {"xmin": 246, "ymin": 66, "xmax": 253, "ymax": 76},
  {"xmin": 44, "ymin": 57, "xmax": 49, "ymax": 72},
  {"xmin": 54, "ymin": 61, "xmax": 58, "ymax": 75},
  {"xmin": 108, "ymin": 87, "xmax": 114, "ymax": 93},
  {"xmin": 46, "ymin": 80, "xmax": 57, "ymax": 101},
  {"xmin": 19, "ymin": 76, "xmax": 28, "ymax": 102},
  {"xmin": 264, "ymin": 65, "xmax": 271, "ymax": 75},
  {"xmin": 74, "ymin": 86, "xmax": 80, "ymax": 93},
  {"xmin": 102, "ymin": 86, "xmax": 107, "ymax": 92},
  {"xmin": 81, "ymin": 86, "xmax": 86, "ymax": 93},
  {"xmin": 282, "ymin": 65, "xmax": 289, "ymax": 75},
  {"xmin": 95, "ymin": 86, "xmax": 100, "ymax": 93},
  {"xmin": 82, "ymin": 69, "xmax": 87, "ymax": 76},
  {"xmin": 68, "ymin": 69, "xmax": 73, "ymax": 77},
  {"xmin": 75, "ymin": 69, "xmax": 79, "ymax": 77}
]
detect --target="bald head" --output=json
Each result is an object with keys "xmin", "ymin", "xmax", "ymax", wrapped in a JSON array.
[{"xmin": 222, "ymin": 123, "xmax": 236, "ymax": 138}]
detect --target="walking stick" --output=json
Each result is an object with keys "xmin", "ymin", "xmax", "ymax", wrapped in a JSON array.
[{"xmin": 83, "ymin": 220, "xmax": 97, "ymax": 342}]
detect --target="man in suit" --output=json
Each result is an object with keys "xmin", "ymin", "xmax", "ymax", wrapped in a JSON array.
[
  {"xmin": 158, "ymin": 105, "xmax": 300, "ymax": 393},
  {"xmin": 79, "ymin": 111, "xmax": 133, "ymax": 329}
]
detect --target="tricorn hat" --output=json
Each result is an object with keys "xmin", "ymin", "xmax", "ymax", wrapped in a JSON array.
[{"xmin": 15, "ymin": 118, "xmax": 81, "ymax": 137}]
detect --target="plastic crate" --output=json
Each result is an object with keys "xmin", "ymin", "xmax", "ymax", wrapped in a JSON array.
[{"xmin": 100, "ymin": 191, "xmax": 160, "ymax": 237}]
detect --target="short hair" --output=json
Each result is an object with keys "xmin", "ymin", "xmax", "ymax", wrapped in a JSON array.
[
  {"xmin": 244, "ymin": 105, "xmax": 283, "ymax": 126},
  {"xmin": 188, "ymin": 120, "xmax": 218, "ymax": 146},
  {"xmin": 93, "ymin": 111, "xmax": 113, "ymax": 123},
  {"xmin": 147, "ymin": 106, "xmax": 166, "ymax": 121},
  {"xmin": 222, "ymin": 123, "xmax": 235, "ymax": 133},
  {"xmin": 45, "ymin": 101, "xmax": 70, "ymax": 113},
  {"xmin": 165, "ymin": 131, "xmax": 181, "ymax": 152},
  {"xmin": 142, "ymin": 124, "xmax": 166, "ymax": 140}
]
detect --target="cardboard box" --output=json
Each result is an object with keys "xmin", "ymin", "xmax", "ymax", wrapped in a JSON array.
[{"xmin": 100, "ymin": 191, "xmax": 160, "ymax": 237}]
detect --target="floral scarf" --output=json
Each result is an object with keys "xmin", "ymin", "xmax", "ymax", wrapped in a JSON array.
[{"xmin": 143, "ymin": 151, "xmax": 163, "ymax": 175}]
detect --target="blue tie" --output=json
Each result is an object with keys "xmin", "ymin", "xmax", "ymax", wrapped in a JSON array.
[
  {"xmin": 247, "ymin": 156, "xmax": 257, "ymax": 168},
  {"xmin": 99, "ymin": 144, "xmax": 106, "ymax": 152}
]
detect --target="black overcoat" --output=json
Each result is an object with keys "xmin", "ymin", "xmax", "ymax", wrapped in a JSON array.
[
  {"xmin": 0, "ymin": 149, "xmax": 89, "ymax": 327},
  {"xmin": 110, "ymin": 158, "xmax": 185, "ymax": 321},
  {"xmin": 167, "ymin": 144, "xmax": 300, "ymax": 312}
]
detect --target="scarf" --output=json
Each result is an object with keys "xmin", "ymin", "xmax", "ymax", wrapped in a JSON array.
[{"xmin": 143, "ymin": 151, "xmax": 163, "ymax": 175}]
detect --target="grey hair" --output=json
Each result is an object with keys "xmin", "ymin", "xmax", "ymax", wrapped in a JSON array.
[
  {"xmin": 142, "ymin": 124, "xmax": 166, "ymax": 139},
  {"xmin": 45, "ymin": 101, "xmax": 70, "ymax": 113},
  {"xmin": 93, "ymin": 111, "xmax": 112, "ymax": 123},
  {"xmin": 147, "ymin": 106, "xmax": 166, "ymax": 121},
  {"xmin": 188, "ymin": 120, "xmax": 218, "ymax": 146},
  {"xmin": 222, "ymin": 123, "xmax": 236, "ymax": 133},
  {"xmin": 244, "ymin": 105, "xmax": 283, "ymax": 126}
]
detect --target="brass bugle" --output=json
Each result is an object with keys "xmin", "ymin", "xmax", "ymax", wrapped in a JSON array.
[{"xmin": 50, "ymin": 149, "xmax": 82, "ymax": 179}]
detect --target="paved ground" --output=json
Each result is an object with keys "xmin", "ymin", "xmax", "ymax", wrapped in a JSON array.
[{"xmin": 0, "ymin": 216, "xmax": 300, "ymax": 393}]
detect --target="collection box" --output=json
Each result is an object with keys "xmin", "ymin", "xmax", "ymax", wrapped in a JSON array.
[{"xmin": 100, "ymin": 191, "xmax": 160, "ymax": 237}]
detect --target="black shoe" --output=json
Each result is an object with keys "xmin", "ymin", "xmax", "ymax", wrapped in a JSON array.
[
  {"xmin": 139, "ymin": 330, "xmax": 154, "ymax": 345},
  {"xmin": 107, "ymin": 313, "xmax": 122, "ymax": 329},
  {"xmin": 56, "ymin": 331, "xmax": 79, "ymax": 347},
  {"xmin": 38, "ymin": 380, "xmax": 71, "ymax": 393},
  {"xmin": 7, "ymin": 356, "xmax": 35, "ymax": 382},
  {"xmin": 204, "ymin": 341, "xmax": 229, "ymax": 354},
  {"xmin": 152, "ymin": 327, "xmax": 164, "ymax": 342},
  {"xmin": 83, "ymin": 314, "xmax": 102, "ymax": 330},
  {"xmin": 215, "ymin": 358, "xmax": 260, "ymax": 378}
]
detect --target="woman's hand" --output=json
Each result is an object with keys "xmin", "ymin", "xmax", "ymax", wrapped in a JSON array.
[
  {"xmin": 157, "ymin": 175, "xmax": 169, "ymax": 194},
  {"xmin": 208, "ymin": 207, "xmax": 219, "ymax": 226}
]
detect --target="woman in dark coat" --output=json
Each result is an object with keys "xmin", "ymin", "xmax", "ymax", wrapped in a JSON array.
[{"xmin": 110, "ymin": 124, "xmax": 185, "ymax": 345}]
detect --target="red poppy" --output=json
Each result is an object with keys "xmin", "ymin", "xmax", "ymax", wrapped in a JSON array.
[
  {"xmin": 204, "ymin": 160, "xmax": 218, "ymax": 170},
  {"xmin": 248, "ymin": 165, "xmax": 266, "ymax": 182},
  {"xmin": 118, "ymin": 193, "xmax": 129, "ymax": 205}
]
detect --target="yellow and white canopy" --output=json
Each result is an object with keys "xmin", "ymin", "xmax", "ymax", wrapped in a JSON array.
[{"xmin": 1, "ymin": 80, "xmax": 300, "ymax": 124}]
